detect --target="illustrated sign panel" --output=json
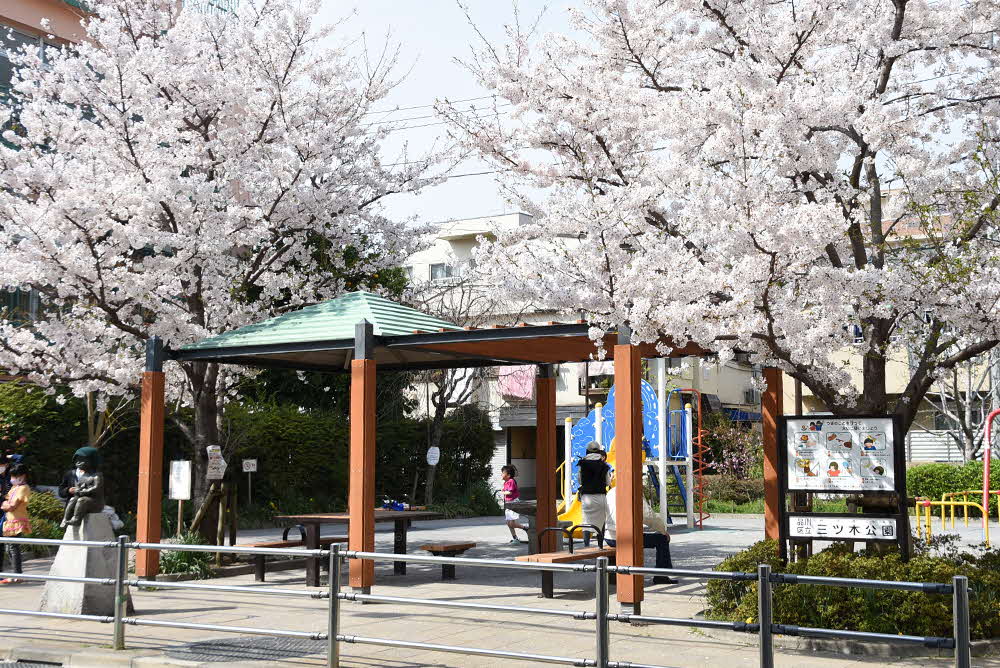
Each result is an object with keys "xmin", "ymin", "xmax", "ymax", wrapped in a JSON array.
[
  {"xmin": 788, "ymin": 514, "xmax": 898, "ymax": 541},
  {"xmin": 785, "ymin": 416, "xmax": 895, "ymax": 492}
]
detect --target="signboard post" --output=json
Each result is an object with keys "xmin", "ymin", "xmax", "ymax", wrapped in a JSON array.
[
  {"xmin": 168, "ymin": 460, "xmax": 192, "ymax": 537},
  {"xmin": 778, "ymin": 415, "xmax": 907, "ymax": 561},
  {"xmin": 242, "ymin": 459, "xmax": 257, "ymax": 505}
]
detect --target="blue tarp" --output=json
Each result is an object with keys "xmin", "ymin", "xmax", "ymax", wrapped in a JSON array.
[{"xmin": 724, "ymin": 408, "xmax": 762, "ymax": 422}]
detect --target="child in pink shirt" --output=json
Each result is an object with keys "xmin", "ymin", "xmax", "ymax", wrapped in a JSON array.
[{"xmin": 501, "ymin": 465, "xmax": 527, "ymax": 543}]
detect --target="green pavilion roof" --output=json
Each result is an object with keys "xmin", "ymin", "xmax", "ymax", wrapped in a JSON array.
[{"xmin": 181, "ymin": 291, "xmax": 461, "ymax": 352}]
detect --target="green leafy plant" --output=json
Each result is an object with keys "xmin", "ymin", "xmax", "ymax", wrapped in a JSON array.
[
  {"xmin": 28, "ymin": 517, "xmax": 64, "ymax": 540},
  {"xmin": 430, "ymin": 480, "xmax": 502, "ymax": 519},
  {"xmin": 704, "ymin": 475, "xmax": 766, "ymax": 505},
  {"xmin": 27, "ymin": 491, "xmax": 65, "ymax": 524},
  {"xmin": 707, "ymin": 539, "xmax": 1000, "ymax": 640},
  {"xmin": 159, "ymin": 530, "xmax": 213, "ymax": 578},
  {"xmin": 907, "ymin": 461, "xmax": 1000, "ymax": 517}
]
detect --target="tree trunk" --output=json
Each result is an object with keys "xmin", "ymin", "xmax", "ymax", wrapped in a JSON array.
[
  {"xmin": 181, "ymin": 362, "xmax": 223, "ymax": 511},
  {"xmin": 423, "ymin": 398, "xmax": 448, "ymax": 506}
]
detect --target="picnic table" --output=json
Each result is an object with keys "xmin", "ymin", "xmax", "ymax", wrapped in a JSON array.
[{"xmin": 275, "ymin": 510, "xmax": 443, "ymax": 586}]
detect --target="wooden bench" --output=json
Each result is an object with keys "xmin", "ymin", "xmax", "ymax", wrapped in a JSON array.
[
  {"xmin": 248, "ymin": 534, "xmax": 348, "ymax": 582},
  {"xmin": 517, "ymin": 547, "xmax": 616, "ymax": 598},
  {"xmin": 419, "ymin": 542, "xmax": 476, "ymax": 580}
]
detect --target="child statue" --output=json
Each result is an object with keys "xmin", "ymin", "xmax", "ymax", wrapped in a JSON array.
[{"xmin": 61, "ymin": 446, "xmax": 105, "ymax": 528}]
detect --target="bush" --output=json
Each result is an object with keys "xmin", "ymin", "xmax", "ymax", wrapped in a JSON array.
[
  {"xmin": 704, "ymin": 475, "xmax": 766, "ymax": 504},
  {"xmin": 29, "ymin": 517, "xmax": 63, "ymax": 540},
  {"xmin": 907, "ymin": 461, "xmax": 1000, "ymax": 516},
  {"xmin": 707, "ymin": 540, "xmax": 1000, "ymax": 640},
  {"xmin": 429, "ymin": 480, "xmax": 502, "ymax": 519},
  {"xmin": 28, "ymin": 491, "xmax": 65, "ymax": 523},
  {"xmin": 159, "ymin": 530, "xmax": 213, "ymax": 578}
]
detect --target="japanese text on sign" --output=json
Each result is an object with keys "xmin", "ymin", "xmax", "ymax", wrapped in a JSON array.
[
  {"xmin": 786, "ymin": 416, "xmax": 895, "ymax": 492},
  {"xmin": 788, "ymin": 515, "xmax": 897, "ymax": 541},
  {"xmin": 206, "ymin": 445, "xmax": 227, "ymax": 480}
]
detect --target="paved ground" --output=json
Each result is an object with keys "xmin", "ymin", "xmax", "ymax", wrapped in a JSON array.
[{"xmin": 0, "ymin": 515, "xmax": 991, "ymax": 667}]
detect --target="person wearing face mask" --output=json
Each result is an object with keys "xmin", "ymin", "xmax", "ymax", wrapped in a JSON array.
[{"xmin": 0, "ymin": 463, "xmax": 31, "ymax": 584}]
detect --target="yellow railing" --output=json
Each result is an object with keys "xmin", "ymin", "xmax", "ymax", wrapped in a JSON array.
[{"xmin": 913, "ymin": 493, "xmax": 998, "ymax": 547}]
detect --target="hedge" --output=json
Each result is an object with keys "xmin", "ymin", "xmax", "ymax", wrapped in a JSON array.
[
  {"xmin": 707, "ymin": 539, "xmax": 1000, "ymax": 640},
  {"xmin": 907, "ymin": 461, "xmax": 1000, "ymax": 516}
]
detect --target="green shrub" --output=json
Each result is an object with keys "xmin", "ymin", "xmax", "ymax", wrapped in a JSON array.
[
  {"xmin": 28, "ymin": 517, "xmax": 63, "ymax": 540},
  {"xmin": 707, "ymin": 540, "xmax": 1000, "ymax": 640},
  {"xmin": 159, "ymin": 530, "xmax": 213, "ymax": 578},
  {"xmin": 704, "ymin": 475, "xmax": 766, "ymax": 504},
  {"xmin": 906, "ymin": 461, "xmax": 1000, "ymax": 516},
  {"xmin": 429, "ymin": 480, "xmax": 502, "ymax": 519},
  {"xmin": 28, "ymin": 491, "xmax": 65, "ymax": 523}
]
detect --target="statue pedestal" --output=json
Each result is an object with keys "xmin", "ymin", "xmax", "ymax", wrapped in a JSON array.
[{"xmin": 38, "ymin": 513, "xmax": 133, "ymax": 616}]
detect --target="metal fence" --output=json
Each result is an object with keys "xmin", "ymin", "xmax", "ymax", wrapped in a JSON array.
[{"xmin": 0, "ymin": 537, "xmax": 973, "ymax": 668}]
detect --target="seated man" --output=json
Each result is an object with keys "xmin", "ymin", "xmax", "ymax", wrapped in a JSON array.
[{"xmin": 604, "ymin": 483, "xmax": 677, "ymax": 584}]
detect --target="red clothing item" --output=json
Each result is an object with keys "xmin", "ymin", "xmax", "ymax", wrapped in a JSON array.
[{"xmin": 503, "ymin": 478, "xmax": 519, "ymax": 502}]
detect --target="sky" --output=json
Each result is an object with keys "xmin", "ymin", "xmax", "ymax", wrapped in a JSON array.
[{"xmin": 315, "ymin": 0, "xmax": 578, "ymax": 226}]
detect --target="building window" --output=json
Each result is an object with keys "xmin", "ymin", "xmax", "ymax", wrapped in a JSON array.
[
  {"xmin": 430, "ymin": 263, "xmax": 454, "ymax": 281},
  {"xmin": 2, "ymin": 25, "xmax": 55, "ymax": 142},
  {"xmin": 1, "ymin": 287, "xmax": 40, "ymax": 324}
]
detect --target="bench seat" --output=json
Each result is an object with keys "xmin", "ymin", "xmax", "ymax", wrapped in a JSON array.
[
  {"xmin": 517, "ymin": 547, "xmax": 616, "ymax": 598},
  {"xmin": 420, "ymin": 542, "xmax": 476, "ymax": 580},
  {"xmin": 516, "ymin": 547, "xmax": 615, "ymax": 564}
]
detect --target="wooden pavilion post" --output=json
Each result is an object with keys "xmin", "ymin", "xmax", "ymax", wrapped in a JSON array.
[
  {"xmin": 349, "ymin": 321, "xmax": 377, "ymax": 591},
  {"xmin": 535, "ymin": 365, "xmax": 557, "ymax": 553},
  {"xmin": 762, "ymin": 366, "xmax": 784, "ymax": 540},
  {"xmin": 136, "ymin": 337, "xmax": 166, "ymax": 577},
  {"xmin": 614, "ymin": 327, "xmax": 644, "ymax": 613}
]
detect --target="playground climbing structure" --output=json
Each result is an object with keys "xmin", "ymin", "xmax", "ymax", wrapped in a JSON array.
[{"xmin": 557, "ymin": 358, "xmax": 709, "ymax": 531}]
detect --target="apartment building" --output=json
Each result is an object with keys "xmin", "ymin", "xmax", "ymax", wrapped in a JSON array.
[
  {"xmin": 405, "ymin": 213, "xmax": 762, "ymax": 495},
  {"xmin": 2, "ymin": 1, "xmax": 86, "ymax": 320}
]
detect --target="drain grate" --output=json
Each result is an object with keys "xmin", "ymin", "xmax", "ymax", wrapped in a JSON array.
[{"xmin": 166, "ymin": 636, "xmax": 324, "ymax": 663}]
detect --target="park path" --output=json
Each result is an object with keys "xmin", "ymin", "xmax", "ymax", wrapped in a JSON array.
[{"xmin": 0, "ymin": 515, "xmax": 990, "ymax": 667}]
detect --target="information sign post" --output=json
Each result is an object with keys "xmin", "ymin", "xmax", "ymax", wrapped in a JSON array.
[
  {"xmin": 168, "ymin": 460, "xmax": 192, "ymax": 537},
  {"xmin": 777, "ymin": 415, "xmax": 908, "ymax": 561},
  {"xmin": 242, "ymin": 459, "xmax": 257, "ymax": 505}
]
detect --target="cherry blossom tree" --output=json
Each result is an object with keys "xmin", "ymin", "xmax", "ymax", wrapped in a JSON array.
[
  {"xmin": 0, "ymin": 0, "xmax": 434, "ymax": 499},
  {"xmin": 442, "ymin": 0, "xmax": 1000, "ymax": 435}
]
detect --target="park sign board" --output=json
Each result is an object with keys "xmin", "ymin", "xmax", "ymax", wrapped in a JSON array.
[
  {"xmin": 787, "ymin": 513, "xmax": 899, "ymax": 541},
  {"xmin": 777, "ymin": 415, "xmax": 908, "ymax": 562},
  {"xmin": 782, "ymin": 416, "xmax": 897, "ymax": 493}
]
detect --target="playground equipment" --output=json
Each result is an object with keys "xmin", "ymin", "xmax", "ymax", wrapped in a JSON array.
[
  {"xmin": 913, "ymin": 495, "xmax": 997, "ymax": 547},
  {"xmin": 557, "ymin": 359, "xmax": 709, "ymax": 534},
  {"xmin": 914, "ymin": 409, "xmax": 1000, "ymax": 546}
]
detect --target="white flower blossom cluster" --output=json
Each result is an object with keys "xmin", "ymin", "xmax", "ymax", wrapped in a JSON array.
[
  {"xmin": 0, "ymin": 0, "xmax": 433, "ymax": 431},
  {"xmin": 441, "ymin": 0, "xmax": 1000, "ymax": 430}
]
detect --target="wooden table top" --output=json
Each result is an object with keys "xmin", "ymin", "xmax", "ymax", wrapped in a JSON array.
[{"xmin": 275, "ymin": 510, "xmax": 443, "ymax": 523}]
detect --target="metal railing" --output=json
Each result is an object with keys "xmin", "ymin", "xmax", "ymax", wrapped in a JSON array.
[{"xmin": 0, "ymin": 536, "xmax": 974, "ymax": 668}]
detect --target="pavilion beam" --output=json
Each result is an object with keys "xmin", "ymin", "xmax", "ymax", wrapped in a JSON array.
[
  {"xmin": 614, "ymin": 328, "xmax": 644, "ymax": 613},
  {"xmin": 762, "ymin": 366, "xmax": 784, "ymax": 540},
  {"xmin": 349, "ymin": 321, "xmax": 377, "ymax": 592},
  {"xmin": 136, "ymin": 337, "xmax": 166, "ymax": 577},
  {"xmin": 535, "ymin": 365, "xmax": 558, "ymax": 553}
]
